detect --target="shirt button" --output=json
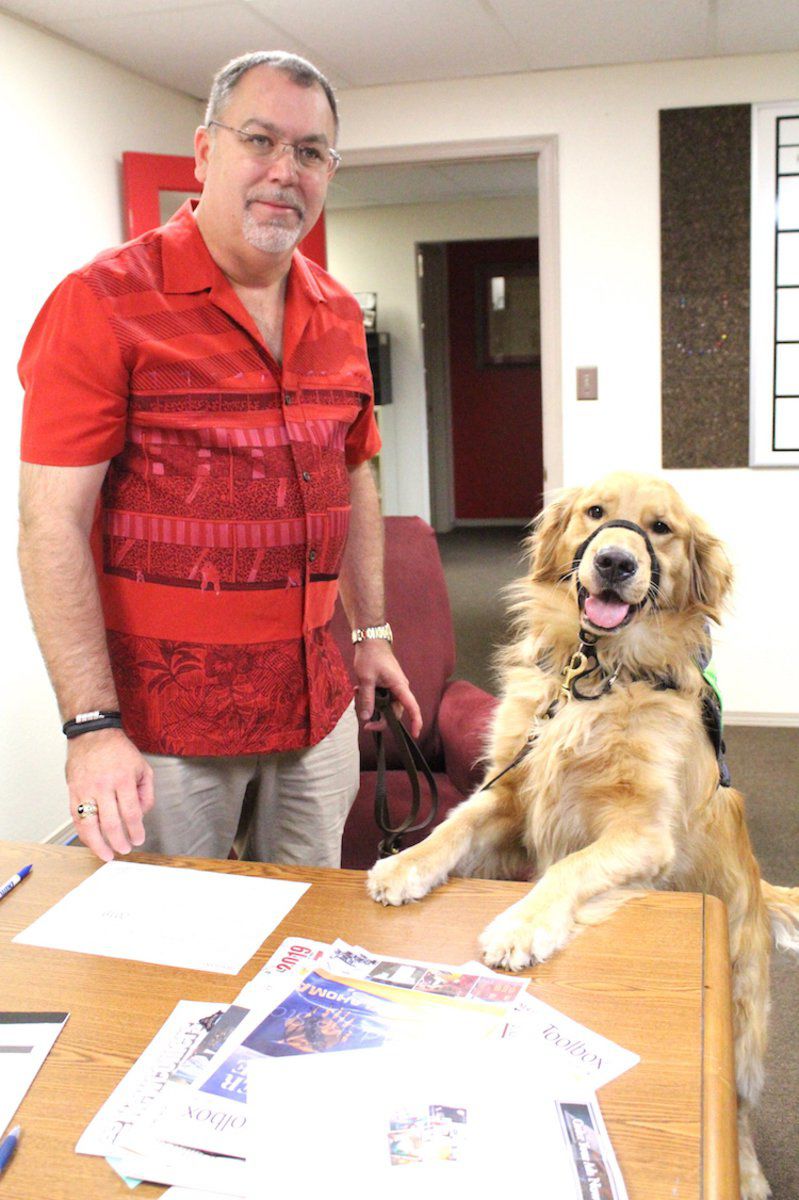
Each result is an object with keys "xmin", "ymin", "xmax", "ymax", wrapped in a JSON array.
[
  {"xmin": 308, "ymin": 548, "xmax": 317, "ymax": 563},
  {"xmin": 284, "ymin": 394, "xmax": 292, "ymax": 406},
  {"xmin": 302, "ymin": 471, "xmax": 311, "ymax": 482}
]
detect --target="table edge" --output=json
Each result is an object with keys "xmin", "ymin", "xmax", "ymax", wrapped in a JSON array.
[{"xmin": 702, "ymin": 892, "xmax": 740, "ymax": 1198}]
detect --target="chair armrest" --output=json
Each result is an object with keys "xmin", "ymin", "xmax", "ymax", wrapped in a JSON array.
[{"xmin": 438, "ymin": 679, "xmax": 498, "ymax": 796}]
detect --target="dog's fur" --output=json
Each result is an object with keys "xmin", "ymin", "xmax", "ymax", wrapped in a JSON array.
[{"xmin": 368, "ymin": 471, "xmax": 799, "ymax": 1200}]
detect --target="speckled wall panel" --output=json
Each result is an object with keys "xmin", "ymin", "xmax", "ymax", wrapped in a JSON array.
[{"xmin": 660, "ymin": 105, "xmax": 751, "ymax": 468}]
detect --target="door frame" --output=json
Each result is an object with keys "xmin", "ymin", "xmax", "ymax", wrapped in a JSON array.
[{"xmin": 339, "ymin": 136, "xmax": 563, "ymax": 507}]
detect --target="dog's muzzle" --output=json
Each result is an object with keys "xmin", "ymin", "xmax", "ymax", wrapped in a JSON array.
[{"xmin": 570, "ymin": 519, "xmax": 661, "ymax": 632}]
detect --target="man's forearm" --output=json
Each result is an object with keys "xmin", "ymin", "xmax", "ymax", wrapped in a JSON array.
[
  {"xmin": 337, "ymin": 460, "xmax": 422, "ymax": 735},
  {"xmin": 18, "ymin": 463, "xmax": 118, "ymax": 720},
  {"xmin": 338, "ymin": 460, "xmax": 386, "ymax": 628},
  {"xmin": 18, "ymin": 462, "xmax": 153, "ymax": 862}
]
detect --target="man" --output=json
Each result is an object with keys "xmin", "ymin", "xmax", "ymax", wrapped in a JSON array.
[{"xmin": 18, "ymin": 51, "xmax": 420, "ymax": 867}]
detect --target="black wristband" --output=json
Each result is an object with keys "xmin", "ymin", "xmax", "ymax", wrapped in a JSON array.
[{"xmin": 63, "ymin": 711, "xmax": 124, "ymax": 739}]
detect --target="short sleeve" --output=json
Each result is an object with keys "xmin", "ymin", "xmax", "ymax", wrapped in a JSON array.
[
  {"xmin": 343, "ymin": 320, "xmax": 382, "ymax": 468},
  {"xmin": 19, "ymin": 272, "xmax": 129, "ymax": 466}
]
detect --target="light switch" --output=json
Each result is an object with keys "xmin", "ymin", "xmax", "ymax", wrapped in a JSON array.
[{"xmin": 577, "ymin": 366, "xmax": 598, "ymax": 401}]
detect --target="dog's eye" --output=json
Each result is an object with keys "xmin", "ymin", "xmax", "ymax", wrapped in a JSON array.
[
  {"xmin": 586, "ymin": 505, "xmax": 604, "ymax": 520},
  {"xmin": 651, "ymin": 519, "xmax": 671, "ymax": 535}
]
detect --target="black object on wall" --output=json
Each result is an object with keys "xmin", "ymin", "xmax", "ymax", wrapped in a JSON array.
[
  {"xmin": 660, "ymin": 104, "xmax": 751, "ymax": 468},
  {"xmin": 367, "ymin": 330, "xmax": 393, "ymax": 405}
]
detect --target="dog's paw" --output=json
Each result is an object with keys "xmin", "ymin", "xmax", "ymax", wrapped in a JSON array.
[
  {"xmin": 366, "ymin": 856, "xmax": 434, "ymax": 906},
  {"xmin": 740, "ymin": 1167, "xmax": 771, "ymax": 1200},
  {"xmin": 479, "ymin": 901, "xmax": 572, "ymax": 971}
]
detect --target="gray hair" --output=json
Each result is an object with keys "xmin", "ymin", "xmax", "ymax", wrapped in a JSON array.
[{"xmin": 205, "ymin": 51, "xmax": 339, "ymax": 138}]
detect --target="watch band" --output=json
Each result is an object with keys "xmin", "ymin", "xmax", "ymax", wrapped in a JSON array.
[
  {"xmin": 351, "ymin": 622, "xmax": 393, "ymax": 645},
  {"xmin": 62, "ymin": 710, "xmax": 124, "ymax": 739}
]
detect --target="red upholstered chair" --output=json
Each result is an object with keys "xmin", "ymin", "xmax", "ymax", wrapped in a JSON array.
[{"xmin": 332, "ymin": 516, "xmax": 498, "ymax": 870}]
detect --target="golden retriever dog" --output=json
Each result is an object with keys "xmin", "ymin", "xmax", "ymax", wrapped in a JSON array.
[{"xmin": 368, "ymin": 471, "xmax": 799, "ymax": 1200}]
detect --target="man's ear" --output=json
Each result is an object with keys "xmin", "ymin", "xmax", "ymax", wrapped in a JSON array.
[
  {"xmin": 194, "ymin": 125, "xmax": 211, "ymax": 185},
  {"xmin": 687, "ymin": 514, "xmax": 734, "ymax": 621},
  {"xmin": 527, "ymin": 488, "xmax": 580, "ymax": 582}
]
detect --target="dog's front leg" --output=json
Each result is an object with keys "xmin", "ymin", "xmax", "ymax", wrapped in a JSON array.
[
  {"xmin": 367, "ymin": 785, "xmax": 523, "ymax": 906},
  {"xmin": 480, "ymin": 823, "xmax": 674, "ymax": 970}
]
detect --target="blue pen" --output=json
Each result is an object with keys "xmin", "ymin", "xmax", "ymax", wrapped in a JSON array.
[
  {"xmin": 0, "ymin": 1125, "xmax": 21, "ymax": 1176},
  {"xmin": 0, "ymin": 865, "xmax": 32, "ymax": 901}
]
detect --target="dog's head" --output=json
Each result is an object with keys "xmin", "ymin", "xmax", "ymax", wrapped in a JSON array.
[{"xmin": 527, "ymin": 471, "xmax": 733, "ymax": 634}]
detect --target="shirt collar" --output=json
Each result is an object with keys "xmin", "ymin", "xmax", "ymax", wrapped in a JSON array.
[
  {"xmin": 161, "ymin": 199, "xmax": 217, "ymax": 294},
  {"xmin": 161, "ymin": 198, "xmax": 326, "ymax": 308}
]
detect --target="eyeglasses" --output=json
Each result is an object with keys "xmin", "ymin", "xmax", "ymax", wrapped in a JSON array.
[{"xmin": 208, "ymin": 121, "xmax": 341, "ymax": 175}]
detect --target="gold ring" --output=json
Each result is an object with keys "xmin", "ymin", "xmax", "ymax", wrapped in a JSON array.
[{"xmin": 76, "ymin": 802, "xmax": 99, "ymax": 819}]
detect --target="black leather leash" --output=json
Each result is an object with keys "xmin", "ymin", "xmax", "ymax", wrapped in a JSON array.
[{"xmin": 372, "ymin": 687, "xmax": 439, "ymax": 858}]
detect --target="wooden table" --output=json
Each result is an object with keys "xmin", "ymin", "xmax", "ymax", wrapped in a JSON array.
[{"xmin": 0, "ymin": 841, "xmax": 738, "ymax": 1199}]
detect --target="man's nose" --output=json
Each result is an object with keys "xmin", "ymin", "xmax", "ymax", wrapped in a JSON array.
[{"xmin": 266, "ymin": 143, "xmax": 300, "ymax": 180}]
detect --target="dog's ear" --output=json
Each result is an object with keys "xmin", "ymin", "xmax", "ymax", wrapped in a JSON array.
[
  {"xmin": 688, "ymin": 515, "xmax": 733, "ymax": 621},
  {"xmin": 527, "ymin": 487, "xmax": 580, "ymax": 582}
]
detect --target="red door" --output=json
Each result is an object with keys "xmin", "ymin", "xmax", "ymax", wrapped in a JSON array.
[{"xmin": 446, "ymin": 238, "xmax": 542, "ymax": 521}]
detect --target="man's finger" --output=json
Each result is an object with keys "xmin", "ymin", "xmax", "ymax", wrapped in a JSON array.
[
  {"xmin": 357, "ymin": 682, "xmax": 377, "ymax": 727},
  {"xmin": 71, "ymin": 796, "xmax": 114, "ymax": 862},
  {"xmin": 138, "ymin": 761, "xmax": 156, "ymax": 815},
  {"xmin": 390, "ymin": 681, "xmax": 423, "ymax": 738},
  {"xmin": 116, "ymin": 778, "xmax": 147, "ymax": 847},
  {"xmin": 93, "ymin": 790, "xmax": 133, "ymax": 857}
]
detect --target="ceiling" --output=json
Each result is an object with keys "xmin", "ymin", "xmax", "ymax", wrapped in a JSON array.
[
  {"xmin": 4, "ymin": 0, "xmax": 797, "ymax": 102},
  {"xmin": 326, "ymin": 156, "xmax": 539, "ymax": 211},
  {"xmin": 4, "ymin": 1, "xmax": 796, "ymax": 211}
]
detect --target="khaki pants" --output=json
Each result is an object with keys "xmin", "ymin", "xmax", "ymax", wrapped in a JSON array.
[{"xmin": 140, "ymin": 702, "xmax": 359, "ymax": 867}]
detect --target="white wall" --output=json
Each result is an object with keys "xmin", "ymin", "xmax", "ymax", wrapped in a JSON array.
[
  {"xmin": 3, "ymin": 27, "xmax": 797, "ymax": 849},
  {"xmin": 333, "ymin": 52, "xmax": 799, "ymax": 721},
  {"xmin": 1, "ymin": 13, "xmax": 203, "ymax": 842},
  {"xmin": 326, "ymin": 194, "xmax": 538, "ymax": 515}
]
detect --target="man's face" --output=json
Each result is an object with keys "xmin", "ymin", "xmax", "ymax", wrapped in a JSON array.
[{"xmin": 194, "ymin": 66, "xmax": 336, "ymax": 262}]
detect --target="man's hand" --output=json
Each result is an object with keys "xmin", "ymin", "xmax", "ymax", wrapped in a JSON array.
[
  {"xmin": 353, "ymin": 639, "xmax": 422, "ymax": 738},
  {"xmin": 66, "ymin": 728, "xmax": 155, "ymax": 862}
]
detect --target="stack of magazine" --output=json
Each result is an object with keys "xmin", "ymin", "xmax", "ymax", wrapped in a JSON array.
[{"xmin": 76, "ymin": 937, "xmax": 639, "ymax": 1198}]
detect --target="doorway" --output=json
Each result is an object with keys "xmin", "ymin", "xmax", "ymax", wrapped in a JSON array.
[
  {"xmin": 325, "ymin": 137, "xmax": 561, "ymax": 522},
  {"xmin": 421, "ymin": 237, "xmax": 543, "ymax": 528}
]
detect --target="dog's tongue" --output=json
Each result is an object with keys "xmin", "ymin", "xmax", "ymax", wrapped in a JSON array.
[{"xmin": 584, "ymin": 594, "xmax": 630, "ymax": 629}]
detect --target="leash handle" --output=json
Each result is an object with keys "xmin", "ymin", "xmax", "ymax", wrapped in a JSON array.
[{"xmin": 372, "ymin": 688, "xmax": 439, "ymax": 857}]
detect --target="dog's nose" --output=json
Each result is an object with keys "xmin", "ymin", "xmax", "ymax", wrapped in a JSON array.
[{"xmin": 594, "ymin": 546, "xmax": 638, "ymax": 586}]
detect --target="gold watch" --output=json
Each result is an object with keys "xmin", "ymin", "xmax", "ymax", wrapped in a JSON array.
[{"xmin": 351, "ymin": 623, "xmax": 393, "ymax": 644}]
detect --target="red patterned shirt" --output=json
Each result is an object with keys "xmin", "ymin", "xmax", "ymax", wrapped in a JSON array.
[{"xmin": 19, "ymin": 201, "xmax": 380, "ymax": 757}]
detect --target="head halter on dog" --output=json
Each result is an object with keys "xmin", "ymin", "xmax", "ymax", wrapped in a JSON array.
[
  {"xmin": 569, "ymin": 518, "xmax": 662, "ymax": 625},
  {"xmin": 553, "ymin": 518, "xmax": 664, "ymax": 700}
]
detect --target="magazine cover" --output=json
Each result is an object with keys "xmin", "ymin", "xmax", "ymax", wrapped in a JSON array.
[
  {"xmin": 199, "ymin": 966, "xmax": 514, "ymax": 1105},
  {"xmin": 127, "ymin": 966, "xmax": 516, "ymax": 1159}
]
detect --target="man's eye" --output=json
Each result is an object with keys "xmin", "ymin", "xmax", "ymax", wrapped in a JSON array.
[
  {"xmin": 586, "ymin": 505, "xmax": 604, "ymax": 520},
  {"xmin": 297, "ymin": 145, "xmax": 324, "ymax": 165},
  {"xmin": 652, "ymin": 519, "xmax": 672, "ymax": 535},
  {"xmin": 247, "ymin": 133, "xmax": 275, "ymax": 151}
]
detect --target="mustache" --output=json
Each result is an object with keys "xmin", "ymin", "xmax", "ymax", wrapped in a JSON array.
[{"xmin": 245, "ymin": 189, "xmax": 304, "ymax": 218}]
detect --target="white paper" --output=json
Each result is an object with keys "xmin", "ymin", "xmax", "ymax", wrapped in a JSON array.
[
  {"xmin": 0, "ymin": 1012, "xmax": 69, "ymax": 1132},
  {"xmin": 246, "ymin": 1043, "xmax": 628, "ymax": 1199},
  {"xmin": 77, "ymin": 1000, "xmax": 220, "ymax": 1158},
  {"xmin": 14, "ymin": 861, "xmax": 309, "ymax": 974},
  {"xmin": 304, "ymin": 940, "xmax": 639, "ymax": 1089},
  {"xmin": 504, "ymin": 992, "xmax": 640, "ymax": 1089},
  {"xmin": 163, "ymin": 1191, "xmax": 240, "ymax": 1200},
  {"xmin": 234, "ymin": 936, "xmax": 329, "ymax": 1007},
  {"xmin": 78, "ymin": 999, "xmax": 248, "ymax": 1195},
  {"xmin": 122, "ymin": 963, "xmax": 519, "ymax": 1161},
  {"xmin": 110, "ymin": 1140, "xmax": 246, "ymax": 1197}
]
